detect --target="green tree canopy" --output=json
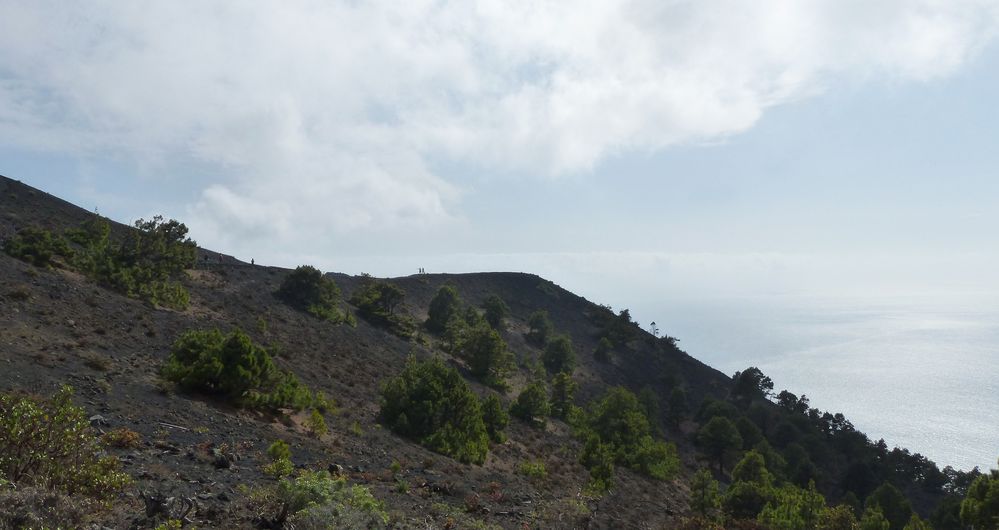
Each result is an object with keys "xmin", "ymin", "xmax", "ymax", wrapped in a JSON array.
[
  {"xmin": 960, "ymin": 465, "xmax": 999, "ymax": 530},
  {"xmin": 162, "ymin": 328, "xmax": 313, "ymax": 410},
  {"xmin": 577, "ymin": 386, "xmax": 679, "ymax": 481},
  {"xmin": 426, "ymin": 285, "xmax": 462, "ymax": 333},
  {"xmin": 510, "ymin": 380, "xmax": 551, "ymax": 426},
  {"xmin": 481, "ymin": 294, "xmax": 509, "ymax": 330},
  {"xmin": 697, "ymin": 416, "xmax": 743, "ymax": 473},
  {"xmin": 350, "ymin": 276, "xmax": 405, "ymax": 321},
  {"xmin": 865, "ymin": 482, "xmax": 913, "ymax": 530},
  {"xmin": 526, "ymin": 309, "xmax": 553, "ymax": 346},
  {"xmin": 459, "ymin": 322, "xmax": 513, "ymax": 388},
  {"xmin": 730, "ymin": 366, "xmax": 774, "ymax": 405},
  {"xmin": 549, "ymin": 372, "xmax": 578, "ymax": 420},
  {"xmin": 542, "ymin": 334, "xmax": 576, "ymax": 374},
  {"xmin": 481, "ymin": 394, "xmax": 509, "ymax": 443},
  {"xmin": 276, "ymin": 265, "xmax": 348, "ymax": 322},
  {"xmin": 379, "ymin": 357, "xmax": 489, "ymax": 464}
]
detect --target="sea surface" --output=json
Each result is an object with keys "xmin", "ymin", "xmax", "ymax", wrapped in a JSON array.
[{"xmin": 654, "ymin": 294, "xmax": 999, "ymax": 472}]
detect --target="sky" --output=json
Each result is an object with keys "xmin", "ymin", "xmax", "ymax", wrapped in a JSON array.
[{"xmin": 3, "ymin": 0, "xmax": 999, "ymax": 323}]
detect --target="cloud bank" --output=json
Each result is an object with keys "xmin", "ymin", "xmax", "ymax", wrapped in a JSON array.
[{"xmin": 2, "ymin": 0, "xmax": 998, "ymax": 248}]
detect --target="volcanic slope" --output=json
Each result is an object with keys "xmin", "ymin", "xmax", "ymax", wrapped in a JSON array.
[{"xmin": 0, "ymin": 175, "xmax": 733, "ymax": 528}]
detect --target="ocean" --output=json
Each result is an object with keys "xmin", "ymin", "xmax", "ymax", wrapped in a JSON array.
[{"xmin": 654, "ymin": 294, "xmax": 999, "ymax": 472}]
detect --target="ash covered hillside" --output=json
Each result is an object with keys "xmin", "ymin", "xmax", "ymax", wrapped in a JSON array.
[{"xmin": 0, "ymin": 175, "xmax": 990, "ymax": 530}]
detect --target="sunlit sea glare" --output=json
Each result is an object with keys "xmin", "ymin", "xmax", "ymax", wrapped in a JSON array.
[{"xmin": 656, "ymin": 294, "xmax": 999, "ymax": 472}]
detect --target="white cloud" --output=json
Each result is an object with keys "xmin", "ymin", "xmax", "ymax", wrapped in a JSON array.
[{"xmin": 1, "ymin": 0, "xmax": 998, "ymax": 247}]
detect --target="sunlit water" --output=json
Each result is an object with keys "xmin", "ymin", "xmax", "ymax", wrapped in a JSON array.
[{"xmin": 655, "ymin": 294, "xmax": 999, "ymax": 472}]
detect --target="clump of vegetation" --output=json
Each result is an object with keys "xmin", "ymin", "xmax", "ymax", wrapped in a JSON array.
[
  {"xmin": 350, "ymin": 275, "xmax": 414, "ymax": 336},
  {"xmin": 263, "ymin": 440, "xmax": 294, "ymax": 477},
  {"xmin": 961, "ymin": 461, "xmax": 999, "ymax": 529},
  {"xmin": 549, "ymin": 372, "xmax": 578, "ymax": 419},
  {"xmin": 510, "ymin": 380, "xmax": 551, "ymax": 427},
  {"xmin": 3, "ymin": 215, "xmax": 196, "ymax": 309},
  {"xmin": 587, "ymin": 305, "xmax": 638, "ymax": 348},
  {"xmin": 574, "ymin": 386, "xmax": 679, "ymax": 488},
  {"xmin": 424, "ymin": 285, "xmax": 514, "ymax": 389},
  {"xmin": 276, "ymin": 265, "xmax": 351, "ymax": 323},
  {"xmin": 425, "ymin": 284, "xmax": 462, "ymax": 333},
  {"xmin": 254, "ymin": 469, "xmax": 388, "ymax": 528},
  {"xmin": 305, "ymin": 409, "xmax": 328, "ymax": 438},
  {"xmin": 481, "ymin": 294, "xmax": 509, "ymax": 330},
  {"xmin": 2, "ymin": 226, "xmax": 70, "ymax": 267},
  {"xmin": 0, "ymin": 386, "xmax": 130, "ymax": 500},
  {"xmin": 481, "ymin": 394, "xmax": 509, "ymax": 443},
  {"xmin": 593, "ymin": 336, "xmax": 613, "ymax": 363},
  {"xmin": 526, "ymin": 309, "xmax": 553, "ymax": 346},
  {"xmin": 519, "ymin": 460, "xmax": 548, "ymax": 480},
  {"xmin": 161, "ymin": 328, "xmax": 315, "ymax": 411},
  {"xmin": 101, "ymin": 427, "xmax": 141, "ymax": 449},
  {"xmin": 542, "ymin": 334, "xmax": 576, "ymax": 374},
  {"xmin": 379, "ymin": 357, "xmax": 492, "ymax": 464},
  {"xmin": 458, "ymin": 322, "xmax": 514, "ymax": 389}
]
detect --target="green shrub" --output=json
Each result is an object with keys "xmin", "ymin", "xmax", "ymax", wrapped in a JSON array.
[
  {"xmin": 961, "ymin": 464, "xmax": 999, "ymax": 529},
  {"xmin": 550, "ymin": 372, "xmax": 577, "ymax": 419},
  {"xmin": 580, "ymin": 437, "xmax": 615, "ymax": 492},
  {"xmin": 305, "ymin": 409, "xmax": 328, "ymax": 437},
  {"xmin": 542, "ymin": 334, "xmax": 575, "ymax": 374},
  {"xmin": 426, "ymin": 285, "xmax": 462, "ymax": 333},
  {"xmin": 481, "ymin": 294, "xmax": 509, "ymax": 330},
  {"xmin": 350, "ymin": 276, "xmax": 405, "ymax": 320},
  {"xmin": 69, "ymin": 215, "xmax": 196, "ymax": 310},
  {"xmin": 264, "ymin": 440, "xmax": 294, "ymax": 477},
  {"xmin": 3, "ymin": 214, "xmax": 199, "ymax": 310},
  {"xmin": 458, "ymin": 323, "xmax": 513, "ymax": 389},
  {"xmin": 594, "ymin": 337, "xmax": 613, "ymax": 363},
  {"xmin": 526, "ymin": 310, "xmax": 553, "ymax": 346},
  {"xmin": 0, "ymin": 386, "xmax": 130, "ymax": 500},
  {"xmin": 519, "ymin": 460, "xmax": 548, "ymax": 480},
  {"xmin": 510, "ymin": 380, "xmax": 550, "ymax": 427},
  {"xmin": 162, "ymin": 328, "xmax": 314, "ymax": 411},
  {"xmin": 277, "ymin": 265, "xmax": 348, "ymax": 322},
  {"xmin": 574, "ymin": 386, "xmax": 679, "ymax": 482},
  {"xmin": 379, "ymin": 357, "xmax": 490, "ymax": 464},
  {"xmin": 2, "ymin": 226, "xmax": 71, "ymax": 268},
  {"xmin": 481, "ymin": 394, "xmax": 509, "ymax": 443},
  {"xmin": 277, "ymin": 470, "xmax": 389, "ymax": 527}
]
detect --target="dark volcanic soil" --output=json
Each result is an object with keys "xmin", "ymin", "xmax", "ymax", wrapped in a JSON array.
[{"xmin": 0, "ymin": 175, "xmax": 731, "ymax": 529}]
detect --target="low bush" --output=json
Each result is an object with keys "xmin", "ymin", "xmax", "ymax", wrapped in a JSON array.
[
  {"xmin": 2, "ymin": 226, "xmax": 70, "ymax": 268},
  {"xmin": 542, "ymin": 335, "xmax": 576, "ymax": 374},
  {"xmin": 279, "ymin": 470, "xmax": 388, "ymax": 527},
  {"xmin": 264, "ymin": 440, "xmax": 294, "ymax": 478},
  {"xmin": 519, "ymin": 460, "xmax": 548, "ymax": 480},
  {"xmin": 0, "ymin": 386, "xmax": 130, "ymax": 500},
  {"xmin": 526, "ymin": 310, "xmax": 553, "ymax": 346},
  {"xmin": 162, "ymin": 328, "xmax": 315, "ymax": 411},
  {"xmin": 276, "ymin": 265, "xmax": 350, "ymax": 323},
  {"xmin": 510, "ymin": 380, "xmax": 551, "ymax": 427},
  {"xmin": 379, "ymin": 357, "xmax": 491, "ymax": 464}
]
